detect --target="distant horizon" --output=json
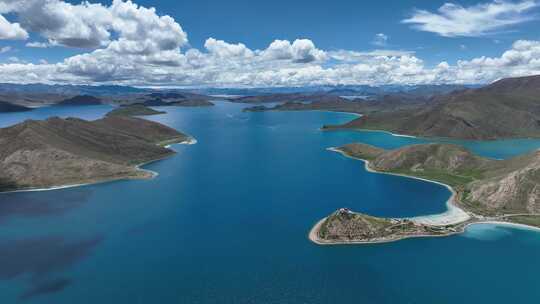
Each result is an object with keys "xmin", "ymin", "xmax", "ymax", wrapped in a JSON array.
[{"xmin": 0, "ymin": 76, "xmax": 519, "ymax": 90}]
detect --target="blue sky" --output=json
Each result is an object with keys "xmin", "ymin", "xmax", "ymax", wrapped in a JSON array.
[
  {"xmin": 139, "ymin": 0, "xmax": 540, "ymax": 64},
  {"xmin": 0, "ymin": 0, "xmax": 540, "ymax": 87}
]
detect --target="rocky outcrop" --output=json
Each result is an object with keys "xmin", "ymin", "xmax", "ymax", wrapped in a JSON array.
[
  {"xmin": 318, "ymin": 209, "xmax": 399, "ymax": 241},
  {"xmin": 315, "ymin": 208, "xmax": 451, "ymax": 243},
  {"xmin": 468, "ymin": 151, "xmax": 540, "ymax": 213}
]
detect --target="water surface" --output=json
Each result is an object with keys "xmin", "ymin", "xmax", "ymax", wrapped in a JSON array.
[{"xmin": 1, "ymin": 102, "xmax": 539, "ymax": 303}]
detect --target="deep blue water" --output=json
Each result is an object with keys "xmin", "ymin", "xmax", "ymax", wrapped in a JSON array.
[{"xmin": 1, "ymin": 102, "xmax": 540, "ymax": 303}]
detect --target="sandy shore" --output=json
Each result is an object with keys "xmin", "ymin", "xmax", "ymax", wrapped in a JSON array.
[
  {"xmin": 464, "ymin": 221, "xmax": 540, "ymax": 233},
  {"xmin": 356, "ymin": 128, "xmax": 418, "ymax": 139},
  {"xmin": 327, "ymin": 147, "xmax": 471, "ymax": 226},
  {"xmin": 165, "ymin": 136, "xmax": 197, "ymax": 148},
  {"xmin": 323, "ymin": 125, "xmax": 418, "ymax": 139},
  {"xmin": 184, "ymin": 137, "xmax": 198, "ymax": 145}
]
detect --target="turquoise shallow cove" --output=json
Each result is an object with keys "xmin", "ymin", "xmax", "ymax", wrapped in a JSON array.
[{"xmin": 1, "ymin": 102, "xmax": 540, "ymax": 303}]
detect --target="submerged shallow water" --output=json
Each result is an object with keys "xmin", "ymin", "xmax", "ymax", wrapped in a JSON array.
[{"xmin": 1, "ymin": 102, "xmax": 540, "ymax": 303}]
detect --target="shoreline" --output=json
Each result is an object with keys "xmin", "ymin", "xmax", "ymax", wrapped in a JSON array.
[
  {"xmin": 322, "ymin": 125, "xmax": 417, "ymax": 139},
  {"xmin": 0, "ymin": 136, "xmax": 196, "ymax": 194},
  {"xmin": 463, "ymin": 221, "xmax": 540, "ymax": 233},
  {"xmin": 314, "ymin": 110, "xmax": 362, "ymax": 117},
  {"xmin": 327, "ymin": 147, "xmax": 471, "ymax": 226},
  {"xmin": 351, "ymin": 128, "xmax": 418, "ymax": 139},
  {"xmin": 254, "ymin": 106, "xmax": 540, "ymax": 141},
  {"xmin": 309, "ymin": 218, "xmax": 540, "ymax": 246},
  {"xmin": 310, "ymin": 147, "xmax": 540, "ymax": 245}
]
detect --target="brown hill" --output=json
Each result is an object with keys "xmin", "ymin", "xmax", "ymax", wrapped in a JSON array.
[
  {"xmin": 56, "ymin": 95, "xmax": 103, "ymax": 106},
  {"xmin": 0, "ymin": 116, "xmax": 188, "ymax": 191},
  {"xmin": 325, "ymin": 75, "xmax": 540, "ymax": 140},
  {"xmin": 337, "ymin": 143, "xmax": 539, "ymax": 215}
]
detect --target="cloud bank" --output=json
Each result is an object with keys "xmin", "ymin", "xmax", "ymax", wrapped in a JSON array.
[{"xmin": 0, "ymin": 0, "xmax": 539, "ymax": 87}]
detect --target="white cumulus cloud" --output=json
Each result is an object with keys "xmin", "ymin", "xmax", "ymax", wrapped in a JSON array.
[
  {"xmin": 262, "ymin": 39, "xmax": 326, "ymax": 62},
  {"xmin": 403, "ymin": 0, "xmax": 539, "ymax": 37},
  {"xmin": 0, "ymin": 14, "xmax": 28, "ymax": 40},
  {"xmin": 0, "ymin": 0, "xmax": 539, "ymax": 87}
]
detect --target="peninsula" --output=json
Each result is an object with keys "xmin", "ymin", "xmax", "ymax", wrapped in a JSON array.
[
  {"xmin": 0, "ymin": 115, "xmax": 192, "ymax": 192},
  {"xmin": 310, "ymin": 143, "xmax": 540, "ymax": 244}
]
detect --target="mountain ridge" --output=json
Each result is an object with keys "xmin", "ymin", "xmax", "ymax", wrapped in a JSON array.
[{"xmin": 323, "ymin": 75, "xmax": 540, "ymax": 140}]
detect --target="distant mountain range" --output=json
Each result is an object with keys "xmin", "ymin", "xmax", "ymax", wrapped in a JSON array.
[
  {"xmin": 0, "ymin": 83, "xmax": 146, "ymax": 96},
  {"xmin": 0, "ymin": 82, "xmax": 473, "ymax": 98},
  {"xmin": 197, "ymin": 84, "xmax": 473, "ymax": 98}
]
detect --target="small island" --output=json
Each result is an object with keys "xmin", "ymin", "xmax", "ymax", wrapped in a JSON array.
[
  {"xmin": 139, "ymin": 92, "xmax": 215, "ymax": 107},
  {"xmin": 106, "ymin": 104, "xmax": 166, "ymax": 117},
  {"xmin": 0, "ymin": 114, "xmax": 194, "ymax": 192},
  {"xmin": 310, "ymin": 143, "xmax": 540, "ymax": 244}
]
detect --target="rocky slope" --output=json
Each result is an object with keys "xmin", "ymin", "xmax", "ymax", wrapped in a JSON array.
[
  {"xmin": 0, "ymin": 116, "xmax": 189, "ymax": 191},
  {"xmin": 468, "ymin": 151, "xmax": 540, "ymax": 214},
  {"xmin": 324, "ymin": 75, "xmax": 540, "ymax": 140}
]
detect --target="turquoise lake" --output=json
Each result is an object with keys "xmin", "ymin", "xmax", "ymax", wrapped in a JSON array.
[{"xmin": 1, "ymin": 101, "xmax": 540, "ymax": 303}]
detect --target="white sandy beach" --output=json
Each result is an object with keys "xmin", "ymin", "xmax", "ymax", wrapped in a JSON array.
[{"xmin": 464, "ymin": 221, "xmax": 540, "ymax": 233}]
